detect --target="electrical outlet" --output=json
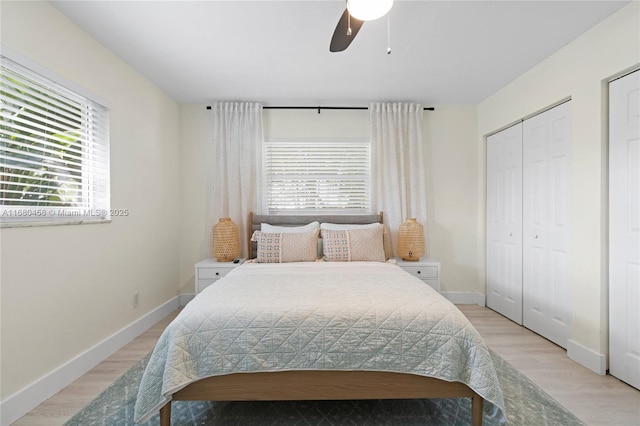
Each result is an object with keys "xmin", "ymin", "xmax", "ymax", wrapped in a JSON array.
[{"xmin": 132, "ymin": 292, "xmax": 140, "ymax": 308}]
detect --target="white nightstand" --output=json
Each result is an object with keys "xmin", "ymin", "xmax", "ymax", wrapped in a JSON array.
[
  {"xmin": 395, "ymin": 258, "xmax": 441, "ymax": 291},
  {"xmin": 194, "ymin": 258, "xmax": 245, "ymax": 294}
]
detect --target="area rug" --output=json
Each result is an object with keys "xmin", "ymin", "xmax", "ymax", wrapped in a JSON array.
[{"xmin": 64, "ymin": 350, "xmax": 584, "ymax": 425}]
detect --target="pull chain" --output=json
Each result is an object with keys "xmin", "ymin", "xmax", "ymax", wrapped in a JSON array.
[{"xmin": 387, "ymin": 13, "xmax": 391, "ymax": 54}]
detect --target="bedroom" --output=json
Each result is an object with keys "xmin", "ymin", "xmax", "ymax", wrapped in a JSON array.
[{"xmin": 1, "ymin": 0, "xmax": 639, "ymax": 425}]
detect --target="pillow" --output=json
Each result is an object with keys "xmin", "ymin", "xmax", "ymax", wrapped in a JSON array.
[
  {"xmin": 320, "ymin": 222, "xmax": 380, "ymax": 230},
  {"xmin": 321, "ymin": 224, "xmax": 385, "ymax": 262},
  {"xmin": 252, "ymin": 229, "xmax": 319, "ymax": 263},
  {"xmin": 261, "ymin": 221, "xmax": 320, "ymax": 233}
]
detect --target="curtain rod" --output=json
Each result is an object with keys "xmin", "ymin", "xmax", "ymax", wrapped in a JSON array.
[{"xmin": 205, "ymin": 105, "xmax": 435, "ymax": 112}]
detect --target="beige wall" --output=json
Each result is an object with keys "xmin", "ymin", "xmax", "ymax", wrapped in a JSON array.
[
  {"xmin": 0, "ymin": 1, "xmax": 181, "ymax": 399},
  {"xmin": 477, "ymin": 3, "xmax": 640, "ymax": 357},
  {"xmin": 178, "ymin": 106, "xmax": 481, "ymax": 294},
  {"xmin": 178, "ymin": 104, "xmax": 212, "ymax": 294},
  {"xmin": 425, "ymin": 106, "xmax": 480, "ymax": 293}
]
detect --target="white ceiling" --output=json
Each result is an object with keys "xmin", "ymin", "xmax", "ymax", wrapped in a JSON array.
[{"xmin": 50, "ymin": 0, "xmax": 629, "ymax": 106}]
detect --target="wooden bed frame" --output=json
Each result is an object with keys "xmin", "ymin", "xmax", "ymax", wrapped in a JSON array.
[
  {"xmin": 157, "ymin": 213, "xmax": 485, "ymax": 426},
  {"xmin": 160, "ymin": 370, "xmax": 483, "ymax": 426}
]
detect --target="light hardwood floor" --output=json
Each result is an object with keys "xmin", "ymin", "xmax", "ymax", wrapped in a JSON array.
[{"xmin": 12, "ymin": 305, "xmax": 640, "ymax": 425}]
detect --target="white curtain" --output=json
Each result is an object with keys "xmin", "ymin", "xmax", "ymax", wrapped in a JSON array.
[
  {"xmin": 370, "ymin": 102, "xmax": 428, "ymax": 257},
  {"xmin": 209, "ymin": 101, "xmax": 263, "ymax": 258}
]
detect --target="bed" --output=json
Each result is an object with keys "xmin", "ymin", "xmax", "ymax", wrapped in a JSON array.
[{"xmin": 134, "ymin": 213, "xmax": 505, "ymax": 426}]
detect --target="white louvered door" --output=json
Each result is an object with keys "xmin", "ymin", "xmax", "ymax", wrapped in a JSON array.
[
  {"xmin": 609, "ymin": 70, "xmax": 640, "ymax": 390},
  {"xmin": 522, "ymin": 101, "xmax": 572, "ymax": 349},
  {"xmin": 486, "ymin": 124, "xmax": 523, "ymax": 324}
]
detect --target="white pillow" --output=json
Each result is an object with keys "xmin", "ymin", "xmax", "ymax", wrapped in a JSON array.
[
  {"xmin": 320, "ymin": 222, "xmax": 380, "ymax": 230},
  {"xmin": 261, "ymin": 221, "xmax": 320, "ymax": 233}
]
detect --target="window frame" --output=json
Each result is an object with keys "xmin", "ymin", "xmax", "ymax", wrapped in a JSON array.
[
  {"xmin": 0, "ymin": 50, "xmax": 110, "ymax": 227},
  {"xmin": 262, "ymin": 138, "xmax": 372, "ymax": 215}
]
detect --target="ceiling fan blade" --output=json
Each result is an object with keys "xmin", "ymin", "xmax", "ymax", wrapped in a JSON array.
[{"xmin": 329, "ymin": 8, "xmax": 364, "ymax": 52}]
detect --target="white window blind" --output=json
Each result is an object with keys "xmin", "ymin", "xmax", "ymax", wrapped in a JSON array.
[
  {"xmin": 264, "ymin": 140, "xmax": 370, "ymax": 213},
  {"xmin": 0, "ymin": 56, "xmax": 110, "ymax": 225}
]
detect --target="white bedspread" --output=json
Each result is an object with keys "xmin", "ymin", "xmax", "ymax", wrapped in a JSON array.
[{"xmin": 134, "ymin": 261, "xmax": 505, "ymax": 422}]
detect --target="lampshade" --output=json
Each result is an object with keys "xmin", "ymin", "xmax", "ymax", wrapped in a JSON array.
[
  {"xmin": 397, "ymin": 218, "xmax": 425, "ymax": 261},
  {"xmin": 347, "ymin": 0, "xmax": 393, "ymax": 21},
  {"xmin": 212, "ymin": 218, "xmax": 240, "ymax": 262}
]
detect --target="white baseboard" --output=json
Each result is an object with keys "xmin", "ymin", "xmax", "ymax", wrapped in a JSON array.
[
  {"xmin": 567, "ymin": 338, "xmax": 608, "ymax": 375},
  {"xmin": 442, "ymin": 291, "xmax": 486, "ymax": 306},
  {"xmin": 180, "ymin": 293, "xmax": 195, "ymax": 306},
  {"xmin": 0, "ymin": 296, "xmax": 182, "ymax": 426}
]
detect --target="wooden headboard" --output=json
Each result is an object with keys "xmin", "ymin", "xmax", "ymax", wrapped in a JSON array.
[{"xmin": 248, "ymin": 212, "xmax": 384, "ymax": 259}]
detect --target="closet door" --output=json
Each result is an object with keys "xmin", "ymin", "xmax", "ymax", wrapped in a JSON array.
[
  {"xmin": 486, "ymin": 124, "xmax": 523, "ymax": 324},
  {"xmin": 522, "ymin": 101, "xmax": 572, "ymax": 348},
  {"xmin": 609, "ymin": 70, "xmax": 640, "ymax": 389}
]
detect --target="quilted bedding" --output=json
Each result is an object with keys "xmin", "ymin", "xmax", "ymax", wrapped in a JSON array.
[{"xmin": 134, "ymin": 261, "xmax": 505, "ymax": 423}]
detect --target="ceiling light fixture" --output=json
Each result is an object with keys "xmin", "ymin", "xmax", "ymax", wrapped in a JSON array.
[{"xmin": 347, "ymin": 0, "xmax": 393, "ymax": 21}]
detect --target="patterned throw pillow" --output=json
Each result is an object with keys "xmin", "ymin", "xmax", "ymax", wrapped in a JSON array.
[
  {"xmin": 321, "ymin": 224, "xmax": 385, "ymax": 262},
  {"xmin": 252, "ymin": 229, "xmax": 319, "ymax": 263}
]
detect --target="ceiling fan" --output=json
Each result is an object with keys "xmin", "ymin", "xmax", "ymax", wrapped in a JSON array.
[{"xmin": 329, "ymin": 0, "xmax": 394, "ymax": 52}]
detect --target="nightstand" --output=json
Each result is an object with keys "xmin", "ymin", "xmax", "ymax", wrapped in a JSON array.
[
  {"xmin": 194, "ymin": 258, "xmax": 245, "ymax": 294},
  {"xmin": 395, "ymin": 258, "xmax": 441, "ymax": 291}
]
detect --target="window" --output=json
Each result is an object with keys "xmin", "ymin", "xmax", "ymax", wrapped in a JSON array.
[
  {"xmin": 0, "ymin": 56, "xmax": 109, "ymax": 226},
  {"xmin": 264, "ymin": 140, "xmax": 370, "ymax": 213}
]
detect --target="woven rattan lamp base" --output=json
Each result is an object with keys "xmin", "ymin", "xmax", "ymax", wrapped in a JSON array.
[
  {"xmin": 397, "ymin": 218, "xmax": 425, "ymax": 261},
  {"xmin": 212, "ymin": 218, "xmax": 240, "ymax": 262}
]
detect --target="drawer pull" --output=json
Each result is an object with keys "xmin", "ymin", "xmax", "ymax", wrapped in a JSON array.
[
  {"xmin": 417, "ymin": 270, "xmax": 421, "ymax": 274},
  {"xmin": 215, "ymin": 272, "xmax": 220, "ymax": 276}
]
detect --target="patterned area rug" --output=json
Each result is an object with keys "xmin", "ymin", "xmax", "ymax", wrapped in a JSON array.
[{"xmin": 65, "ymin": 350, "xmax": 584, "ymax": 425}]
